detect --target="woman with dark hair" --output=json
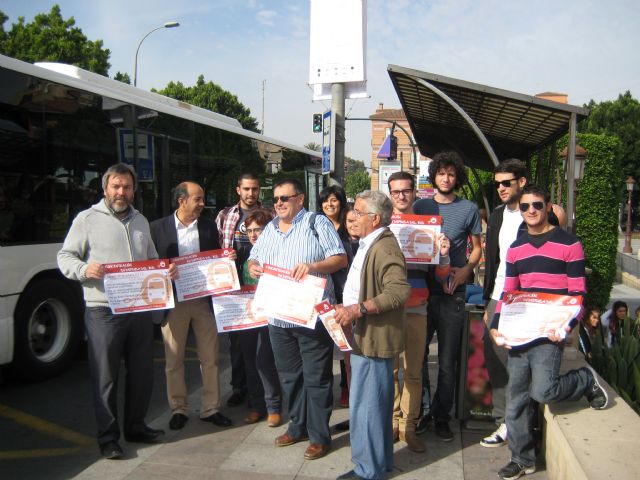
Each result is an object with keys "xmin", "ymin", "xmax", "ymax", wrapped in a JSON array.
[
  {"xmin": 602, "ymin": 300, "xmax": 628, "ymax": 347},
  {"xmin": 344, "ymin": 203, "xmax": 360, "ymax": 256},
  {"xmin": 317, "ymin": 185, "xmax": 353, "ymax": 412},
  {"xmin": 238, "ymin": 207, "xmax": 282, "ymax": 427},
  {"xmin": 578, "ymin": 307, "xmax": 601, "ymax": 359}
]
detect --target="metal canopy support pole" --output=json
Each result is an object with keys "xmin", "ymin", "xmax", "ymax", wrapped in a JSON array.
[
  {"xmin": 410, "ymin": 76, "xmax": 500, "ymax": 168},
  {"xmin": 469, "ymin": 166, "xmax": 491, "ymax": 215},
  {"xmin": 566, "ymin": 112, "xmax": 577, "ymax": 233},
  {"xmin": 331, "ymin": 83, "xmax": 346, "ymax": 186}
]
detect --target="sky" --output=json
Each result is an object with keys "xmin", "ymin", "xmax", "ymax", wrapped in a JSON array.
[{"xmin": 1, "ymin": 0, "xmax": 639, "ymax": 164}]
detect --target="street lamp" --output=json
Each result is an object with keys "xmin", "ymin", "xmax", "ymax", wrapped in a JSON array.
[
  {"xmin": 623, "ymin": 176, "xmax": 636, "ymax": 254},
  {"xmin": 134, "ymin": 21, "xmax": 180, "ymax": 87}
]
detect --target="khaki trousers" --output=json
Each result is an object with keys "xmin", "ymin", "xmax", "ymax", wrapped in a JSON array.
[
  {"xmin": 162, "ymin": 297, "xmax": 220, "ymax": 418},
  {"xmin": 393, "ymin": 312, "xmax": 427, "ymax": 432}
]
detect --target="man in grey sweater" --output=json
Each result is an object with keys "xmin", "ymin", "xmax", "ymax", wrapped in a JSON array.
[{"xmin": 57, "ymin": 163, "xmax": 163, "ymax": 459}]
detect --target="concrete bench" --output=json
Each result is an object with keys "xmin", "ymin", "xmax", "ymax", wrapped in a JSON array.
[{"xmin": 543, "ymin": 354, "xmax": 640, "ymax": 479}]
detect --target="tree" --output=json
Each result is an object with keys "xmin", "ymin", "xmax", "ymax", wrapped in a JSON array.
[
  {"xmin": 579, "ymin": 91, "xmax": 640, "ymax": 179},
  {"xmin": 0, "ymin": 5, "xmax": 110, "ymax": 75},
  {"xmin": 113, "ymin": 71, "xmax": 131, "ymax": 85},
  {"xmin": 153, "ymin": 75, "xmax": 259, "ymax": 132},
  {"xmin": 345, "ymin": 169, "xmax": 370, "ymax": 200},
  {"xmin": 304, "ymin": 142, "xmax": 321, "ymax": 152},
  {"xmin": 345, "ymin": 156, "xmax": 367, "ymax": 176}
]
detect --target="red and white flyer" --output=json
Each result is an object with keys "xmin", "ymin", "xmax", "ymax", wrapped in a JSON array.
[
  {"xmin": 253, "ymin": 264, "xmax": 327, "ymax": 329},
  {"xmin": 211, "ymin": 285, "xmax": 268, "ymax": 332},
  {"xmin": 171, "ymin": 248, "xmax": 240, "ymax": 302},
  {"xmin": 498, "ymin": 291, "xmax": 583, "ymax": 347},
  {"xmin": 389, "ymin": 214, "xmax": 442, "ymax": 264},
  {"xmin": 103, "ymin": 259, "xmax": 174, "ymax": 314},
  {"xmin": 315, "ymin": 301, "xmax": 352, "ymax": 352}
]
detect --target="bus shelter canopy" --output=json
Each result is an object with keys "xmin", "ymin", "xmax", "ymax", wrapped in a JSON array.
[{"xmin": 387, "ymin": 64, "xmax": 589, "ymax": 171}]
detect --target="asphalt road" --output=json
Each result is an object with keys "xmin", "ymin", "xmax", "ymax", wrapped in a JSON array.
[{"xmin": 0, "ymin": 329, "xmax": 233, "ymax": 480}]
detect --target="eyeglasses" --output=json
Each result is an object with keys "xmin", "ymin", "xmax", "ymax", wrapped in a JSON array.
[
  {"xmin": 246, "ymin": 227, "xmax": 263, "ymax": 235},
  {"xmin": 494, "ymin": 178, "xmax": 519, "ymax": 189},
  {"xmin": 273, "ymin": 193, "xmax": 301, "ymax": 204},
  {"xmin": 519, "ymin": 201, "xmax": 545, "ymax": 212},
  {"xmin": 353, "ymin": 209, "xmax": 376, "ymax": 218},
  {"xmin": 389, "ymin": 189, "xmax": 414, "ymax": 198}
]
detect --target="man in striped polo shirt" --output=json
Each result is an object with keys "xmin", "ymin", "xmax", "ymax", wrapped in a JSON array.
[
  {"xmin": 490, "ymin": 184, "xmax": 608, "ymax": 480},
  {"xmin": 248, "ymin": 178, "xmax": 347, "ymax": 461}
]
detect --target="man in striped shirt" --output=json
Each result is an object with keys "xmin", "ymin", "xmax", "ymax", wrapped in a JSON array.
[
  {"xmin": 490, "ymin": 184, "xmax": 608, "ymax": 480},
  {"xmin": 248, "ymin": 178, "xmax": 347, "ymax": 461}
]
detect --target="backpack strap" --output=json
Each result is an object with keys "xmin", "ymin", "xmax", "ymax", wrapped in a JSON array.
[{"xmin": 308, "ymin": 212, "xmax": 319, "ymax": 239}]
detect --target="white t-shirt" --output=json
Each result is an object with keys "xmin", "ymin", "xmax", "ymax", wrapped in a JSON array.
[{"xmin": 491, "ymin": 206, "xmax": 522, "ymax": 300}]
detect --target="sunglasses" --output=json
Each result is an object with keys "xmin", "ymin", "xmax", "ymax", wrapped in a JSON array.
[
  {"xmin": 494, "ymin": 178, "xmax": 519, "ymax": 189},
  {"xmin": 519, "ymin": 201, "xmax": 545, "ymax": 212},
  {"xmin": 273, "ymin": 193, "xmax": 301, "ymax": 203}
]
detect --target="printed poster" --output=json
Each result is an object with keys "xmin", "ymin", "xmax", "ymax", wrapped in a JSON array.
[
  {"xmin": 315, "ymin": 301, "xmax": 353, "ymax": 352},
  {"xmin": 498, "ymin": 291, "xmax": 583, "ymax": 347},
  {"xmin": 211, "ymin": 285, "xmax": 268, "ymax": 332},
  {"xmin": 103, "ymin": 259, "xmax": 174, "ymax": 314},
  {"xmin": 172, "ymin": 249, "xmax": 240, "ymax": 302},
  {"xmin": 253, "ymin": 264, "xmax": 326, "ymax": 329},
  {"xmin": 389, "ymin": 214, "xmax": 442, "ymax": 264}
]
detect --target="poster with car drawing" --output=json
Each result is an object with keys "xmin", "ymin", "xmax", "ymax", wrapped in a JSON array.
[
  {"xmin": 389, "ymin": 214, "xmax": 442, "ymax": 264},
  {"xmin": 171, "ymin": 248, "xmax": 240, "ymax": 302}
]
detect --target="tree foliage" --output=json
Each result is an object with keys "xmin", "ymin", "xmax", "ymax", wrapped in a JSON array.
[
  {"xmin": 154, "ymin": 75, "xmax": 259, "ymax": 132},
  {"xmin": 0, "ymin": 5, "xmax": 110, "ymax": 75},
  {"xmin": 345, "ymin": 169, "xmax": 370, "ymax": 200},
  {"xmin": 580, "ymin": 91, "xmax": 640, "ymax": 179},
  {"xmin": 113, "ymin": 71, "xmax": 131, "ymax": 84},
  {"xmin": 345, "ymin": 156, "xmax": 367, "ymax": 176}
]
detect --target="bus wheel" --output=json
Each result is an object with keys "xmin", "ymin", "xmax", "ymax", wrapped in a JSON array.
[{"xmin": 12, "ymin": 279, "xmax": 83, "ymax": 381}]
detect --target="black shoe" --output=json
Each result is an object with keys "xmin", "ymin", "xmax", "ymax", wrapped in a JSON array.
[
  {"xmin": 99, "ymin": 441, "xmax": 123, "ymax": 459},
  {"xmin": 226, "ymin": 390, "xmax": 246, "ymax": 407},
  {"xmin": 584, "ymin": 366, "xmax": 609, "ymax": 409},
  {"xmin": 201, "ymin": 411, "xmax": 232, "ymax": 427},
  {"xmin": 336, "ymin": 470, "xmax": 365, "ymax": 479},
  {"xmin": 124, "ymin": 425, "xmax": 165, "ymax": 443},
  {"xmin": 434, "ymin": 420, "xmax": 453, "ymax": 442},
  {"xmin": 498, "ymin": 461, "xmax": 536, "ymax": 479},
  {"xmin": 335, "ymin": 420, "xmax": 350, "ymax": 431},
  {"xmin": 415, "ymin": 414, "xmax": 432, "ymax": 435},
  {"xmin": 169, "ymin": 413, "xmax": 189, "ymax": 430}
]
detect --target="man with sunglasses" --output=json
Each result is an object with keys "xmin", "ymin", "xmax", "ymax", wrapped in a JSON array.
[
  {"xmin": 248, "ymin": 178, "xmax": 347, "ymax": 461},
  {"xmin": 481, "ymin": 159, "xmax": 563, "ymax": 449},
  {"xmin": 490, "ymin": 184, "xmax": 608, "ymax": 480}
]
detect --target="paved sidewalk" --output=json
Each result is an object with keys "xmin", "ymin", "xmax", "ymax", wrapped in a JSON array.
[{"xmin": 73, "ymin": 355, "xmax": 547, "ymax": 480}]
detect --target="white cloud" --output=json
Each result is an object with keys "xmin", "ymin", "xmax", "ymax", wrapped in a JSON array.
[{"xmin": 256, "ymin": 10, "xmax": 277, "ymax": 27}]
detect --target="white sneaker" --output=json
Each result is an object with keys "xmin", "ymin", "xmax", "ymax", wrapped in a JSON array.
[{"xmin": 480, "ymin": 423, "xmax": 507, "ymax": 447}]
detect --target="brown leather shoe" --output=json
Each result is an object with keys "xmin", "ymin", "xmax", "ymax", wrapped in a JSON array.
[
  {"xmin": 275, "ymin": 432, "xmax": 307, "ymax": 447},
  {"xmin": 393, "ymin": 426, "xmax": 399, "ymax": 443},
  {"xmin": 244, "ymin": 411, "xmax": 266, "ymax": 424},
  {"xmin": 267, "ymin": 413, "xmax": 281, "ymax": 427},
  {"xmin": 304, "ymin": 443, "xmax": 330, "ymax": 460},
  {"xmin": 400, "ymin": 431, "xmax": 426, "ymax": 453}
]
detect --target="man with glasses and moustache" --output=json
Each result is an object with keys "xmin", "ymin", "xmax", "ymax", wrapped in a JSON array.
[
  {"xmin": 247, "ymin": 178, "xmax": 347, "ymax": 461},
  {"xmin": 490, "ymin": 184, "xmax": 608, "ymax": 480}
]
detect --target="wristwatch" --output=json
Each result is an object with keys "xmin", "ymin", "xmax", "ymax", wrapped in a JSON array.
[{"xmin": 359, "ymin": 302, "xmax": 368, "ymax": 316}]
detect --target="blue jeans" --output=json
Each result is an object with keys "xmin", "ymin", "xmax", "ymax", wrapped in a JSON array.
[
  {"xmin": 506, "ymin": 342, "xmax": 592, "ymax": 466},
  {"xmin": 350, "ymin": 354, "xmax": 394, "ymax": 480},
  {"xmin": 423, "ymin": 292, "xmax": 466, "ymax": 421},
  {"xmin": 484, "ymin": 299, "xmax": 509, "ymax": 424},
  {"xmin": 268, "ymin": 322, "xmax": 334, "ymax": 445}
]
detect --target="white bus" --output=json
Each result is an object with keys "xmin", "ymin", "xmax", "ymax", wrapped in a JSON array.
[{"xmin": 0, "ymin": 54, "xmax": 321, "ymax": 380}]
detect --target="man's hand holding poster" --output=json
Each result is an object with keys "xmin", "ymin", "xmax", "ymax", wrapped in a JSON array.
[
  {"xmin": 252, "ymin": 264, "xmax": 326, "ymax": 329},
  {"xmin": 171, "ymin": 248, "xmax": 240, "ymax": 302},
  {"xmin": 103, "ymin": 259, "xmax": 174, "ymax": 314},
  {"xmin": 389, "ymin": 214, "xmax": 442, "ymax": 264},
  {"xmin": 315, "ymin": 301, "xmax": 352, "ymax": 351},
  {"xmin": 497, "ymin": 291, "xmax": 582, "ymax": 347}
]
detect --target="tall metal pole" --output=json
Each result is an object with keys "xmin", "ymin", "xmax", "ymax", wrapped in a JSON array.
[
  {"xmin": 566, "ymin": 112, "xmax": 577, "ymax": 233},
  {"xmin": 331, "ymin": 83, "xmax": 346, "ymax": 185},
  {"xmin": 261, "ymin": 79, "xmax": 266, "ymax": 134},
  {"xmin": 623, "ymin": 176, "xmax": 635, "ymax": 254},
  {"xmin": 134, "ymin": 22, "xmax": 180, "ymax": 87}
]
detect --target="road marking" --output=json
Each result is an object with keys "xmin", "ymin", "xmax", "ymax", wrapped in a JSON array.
[{"xmin": 0, "ymin": 403, "xmax": 93, "ymax": 459}]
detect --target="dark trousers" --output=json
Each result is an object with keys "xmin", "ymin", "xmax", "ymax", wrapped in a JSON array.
[
  {"xmin": 268, "ymin": 322, "xmax": 334, "ymax": 445},
  {"xmin": 483, "ymin": 299, "xmax": 509, "ymax": 424},
  {"xmin": 84, "ymin": 307, "xmax": 154, "ymax": 445},
  {"xmin": 423, "ymin": 291, "xmax": 466, "ymax": 421},
  {"xmin": 229, "ymin": 331, "xmax": 247, "ymax": 392},
  {"xmin": 238, "ymin": 327, "xmax": 282, "ymax": 414}
]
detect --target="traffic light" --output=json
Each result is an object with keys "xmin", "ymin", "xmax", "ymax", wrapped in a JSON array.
[{"xmin": 312, "ymin": 113, "xmax": 322, "ymax": 133}]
